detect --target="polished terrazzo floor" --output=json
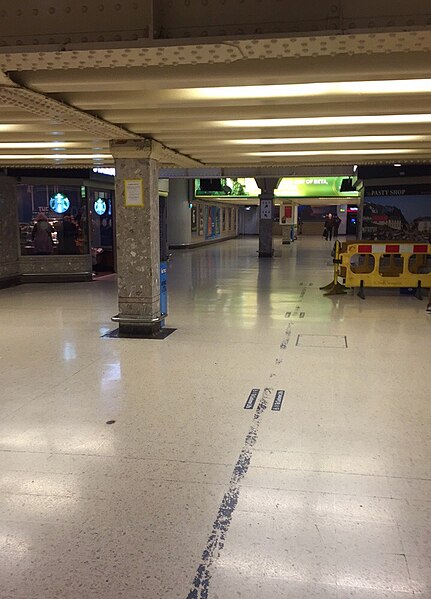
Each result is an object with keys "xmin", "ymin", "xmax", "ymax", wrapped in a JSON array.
[{"xmin": 0, "ymin": 236, "xmax": 430, "ymax": 599}]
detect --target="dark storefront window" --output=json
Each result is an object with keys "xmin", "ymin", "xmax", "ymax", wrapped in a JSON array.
[
  {"xmin": 17, "ymin": 184, "xmax": 89, "ymax": 255},
  {"xmin": 89, "ymin": 189, "xmax": 115, "ymax": 273}
]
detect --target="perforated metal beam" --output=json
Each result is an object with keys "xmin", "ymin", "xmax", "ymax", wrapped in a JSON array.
[
  {"xmin": 0, "ymin": 84, "xmax": 137, "ymax": 140},
  {"xmin": 0, "ymin": 0, "xmax": 430, "ymax": 45}
]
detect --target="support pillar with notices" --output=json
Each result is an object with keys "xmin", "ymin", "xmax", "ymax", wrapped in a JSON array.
[
  {"xmin": 110, "ymin": 139, "xmax": 163, "ymax": 337},
  {"xmin": 255, "ymin": 177, "xmax": 280, "ymax": 257}
]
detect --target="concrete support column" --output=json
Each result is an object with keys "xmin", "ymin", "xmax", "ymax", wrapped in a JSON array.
[
  {"xmin": 0, "ymin": 177, "xmax": 20, "ymax": 288},
  {"xmin": 337, "ymin": 205, "xmax": 348, "ymax": 235},
  {"xmin": 167, "ymin": 178, "xmax": 191, "ymax": 247},
  {"xmin": 255, "ymin": 177, "xmax": 280, "ymax": 257},
  {"xmin": 110, "ymin": 140, "xmax": 161, "ymax": 336}
]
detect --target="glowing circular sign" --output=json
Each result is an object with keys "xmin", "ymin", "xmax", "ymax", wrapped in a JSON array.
[
  {"xmin": 94, "ymin": 198, "xmax": 107, "ymax": 216},
  {"xmin": 50, "ymin": 193, "xmax": 70, "ymax": 214}
]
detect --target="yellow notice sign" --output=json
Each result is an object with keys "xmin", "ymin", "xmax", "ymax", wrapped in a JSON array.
[{"xmin": 124, "ymin": 179, "xmax": 144, "ymax": 207}]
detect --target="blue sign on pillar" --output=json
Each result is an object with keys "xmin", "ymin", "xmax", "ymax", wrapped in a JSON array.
[{"xmin": 160, "ymin": 262, "xmax": 168, "ymax": 327}]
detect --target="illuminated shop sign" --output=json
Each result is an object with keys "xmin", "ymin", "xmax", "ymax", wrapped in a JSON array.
[
  {"xmin": 275, "ymin": 177, "xmax": 359, "ymax": 198},
  {"xmin": 50, "ymin": 193, "xmax": 70, "ymax": 214},
  {"xmin": 195, "ymin": 177, "xmax": 358, "ymax": 199},
  {"xmin": 94, "ymin": 198, "xmax": 107, "ymax": 216},
  {"xmin": 93, "ymin": 167, "xmax": 116, "ymax": 176}
]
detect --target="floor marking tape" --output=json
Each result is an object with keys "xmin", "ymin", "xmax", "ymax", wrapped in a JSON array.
[
  {"xmin": 244, "ymin": 388, "xmax": 260, "ymax": 410},
  {"xmin": 272, "ymin": 390, "xmax": 285, "ymax": 411}
]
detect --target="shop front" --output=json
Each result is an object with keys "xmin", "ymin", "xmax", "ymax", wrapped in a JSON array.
[{"xmin": 11, "ymin": 168, "xmax": 115, "ymax": 282}]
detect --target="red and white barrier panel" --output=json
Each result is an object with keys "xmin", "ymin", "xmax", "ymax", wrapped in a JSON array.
[{"xmin": 356, "ymin": 244, "xmax": 430, "ymax": 254}]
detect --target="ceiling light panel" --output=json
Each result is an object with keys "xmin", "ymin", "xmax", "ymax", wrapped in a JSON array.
[
  {"xmin": 218, "ymin": 114, "xmax": 431, "ymax": 128},
  {"xmin": 188, "ymin": 79, "xmax": 431, "ymax": 101},
  {"xmin": 0, "ymin": 154, "xmax": 111, "ymax": 160},
  {"xmin": 248, "ymin": 149, "xmax": 417, "ymax": 157},
  {"xmin": 230, "ymin": 135, "xmax": 425, "ymax": 145}
]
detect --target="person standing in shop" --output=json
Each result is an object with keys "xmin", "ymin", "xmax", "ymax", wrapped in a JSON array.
[
  {"xmin": 32, "ymin": 213, "xmax": 54, "ymax": 255},
  {"xmin": 60, "ymin": 216, "xmax": 78, "ymax": 254},
  {"xmin": 324, "ymin": 213, "xmax": 334, "ymax": 241}
]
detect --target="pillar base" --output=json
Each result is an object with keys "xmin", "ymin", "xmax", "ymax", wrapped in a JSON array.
[
  {"xmin": 258, "ymin": 250, "xmax": 274, "ymax": 257},
  {"xmin": 111, "ymin": 313, "xmax": 168, "ymax": 338},
  {"xmin": 0, "ymin": 275, "xmax": 20, "ymax": 289},
  {"xmin": 103, "ymin": 325, "xmax": 176, "ymax": 339},
  {"xmin": 119, "ymin": 321, "xmax": 161, "ymax": 337}
]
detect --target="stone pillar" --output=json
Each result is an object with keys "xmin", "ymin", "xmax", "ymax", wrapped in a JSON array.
[
  {"xmin": 110, "ymin": 140, "xmax": 162, "ymax": 336},
  {"xmin": 167, "ymin": 178, "xmax": 192, "ymax": 247},
  {"xmin": 0, "ymin": 177, "xmax": 20, "ymax": 288},
  {"xmin": 337, "ymin": 205, "xmax": 348, "ymax": 235},
  {"xmin": 255, "ymin": 177, "xmax": 280, "ymax": 257}
]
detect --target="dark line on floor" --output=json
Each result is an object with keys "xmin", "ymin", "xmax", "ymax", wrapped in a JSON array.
[
  {"xmin": 186, "ymin": 387, "xmax": 272, "ymax": 599},
  {"xmin": 279, "ymin": 323, "xmax": 292, "ymax": 349}
]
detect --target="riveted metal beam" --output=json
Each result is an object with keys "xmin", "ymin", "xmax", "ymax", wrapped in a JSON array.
[
  {"xmin": 0, "ymin": 0, "xmax": 430, "ymax": 45},
  {"xmin": 110, "ymin": 139, "xmax": 203, "ymax": 168}
]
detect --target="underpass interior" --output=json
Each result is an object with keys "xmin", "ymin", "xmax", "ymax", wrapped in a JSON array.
[
  {"xmin": 0, "ymin": 236, "xmax": 430, "ymax": 598},
  {"xmin": 1, "ymin": 2, "xmax": 431, "ymax": 597}
]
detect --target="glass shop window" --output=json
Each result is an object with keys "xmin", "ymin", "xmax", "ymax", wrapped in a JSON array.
[
  {"xmin": 17, "ymin": 184, "xmax": 89, "ymax": 256},
  {"xmin": 89, "ymin": 189, "xmax": 115, "ymax": 273}
]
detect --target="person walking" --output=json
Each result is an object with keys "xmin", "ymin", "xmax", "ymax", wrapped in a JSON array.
[
  {"xmin": 324, "ymin": 213, "xmax": 334, "ymax": 241},
  {"xmin": 333, "ymin": 215, "xmax": 341, "ymax": 237}
]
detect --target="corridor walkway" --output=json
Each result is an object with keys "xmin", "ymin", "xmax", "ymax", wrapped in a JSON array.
[{"xmin": 0, "ymin": 237, "xmax": 430, "ymax": 598}]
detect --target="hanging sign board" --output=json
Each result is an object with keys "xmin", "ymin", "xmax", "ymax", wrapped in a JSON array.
[
  {"xmin": 260, "ymin": 199, "xmax": 272, "ymax": 219},
  {"xmin": 124, "ymin": 179, "xmax": 144, "ymax": 207}
]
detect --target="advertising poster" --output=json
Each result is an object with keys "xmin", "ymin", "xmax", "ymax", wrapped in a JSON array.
[
  {"xmin": 280, "ymin": 205, "xmax": 292, "ymax": 224},
  {"xmin": 198, "ymin": 205, "xmax": 204, "ymax": 236},
  {"xmin": 205, "ymin": 206, "xmax": 221, "ymax": 239},
  {"xmin": 364, "ymin": 192, "xmax": 431, "ymax": 241},
  {"xmin": 191, "ymin": 205, "xmax": 197, "ymax": 233}
]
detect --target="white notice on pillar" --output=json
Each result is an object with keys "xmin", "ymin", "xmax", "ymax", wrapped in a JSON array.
[
  {"xmin": 260, "ymin": 199, "xmax": 272, "ymax": 219},
  {"xmin": 124, "ymin": 179, "xmax": 144, "ymax": 207}
]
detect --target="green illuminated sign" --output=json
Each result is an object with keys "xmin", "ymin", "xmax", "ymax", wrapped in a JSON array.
[
  {"xmin": 195, "ymin": 177, "xmax": 358, "ymax": 199},
  {"xmin": 275, "ymin": 177, "xmax": 358, "ymax": 198}
]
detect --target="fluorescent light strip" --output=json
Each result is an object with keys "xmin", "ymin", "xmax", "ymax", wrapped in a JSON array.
[
  {"xmin": 248, "ymin": 149, "xmax": 416, "ymax": 157},
  {"xmin": 0, "ymin": 142, "xmax": 70, "ymax": 149},
  {"xmin": 218, "ymin": 114, "xmax": 431, "ymax": 128},
  {"xmin": 190, "ymin": 79, "xmax": 431, "ymax": 100},
  {"xmin": 0, "ymin": 154, "xmax": 111, "ymax": 160},
  {"xmin": 231, "ymin": 135, "xmax": 424, "ymax": 145},
  {"xmin": 0, "ymin": 124, "xmax": 26, "ymax": 132}
]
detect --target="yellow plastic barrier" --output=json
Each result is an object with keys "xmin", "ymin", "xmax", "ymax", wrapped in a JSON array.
[{"xmin": 322, "ymin": 241, "xmax": 431, "ymax": 299}]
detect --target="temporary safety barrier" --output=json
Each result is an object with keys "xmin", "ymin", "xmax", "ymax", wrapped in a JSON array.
[{"xmin": 321, "ymin": 241, "xmax": 431, "ymax": 299}]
